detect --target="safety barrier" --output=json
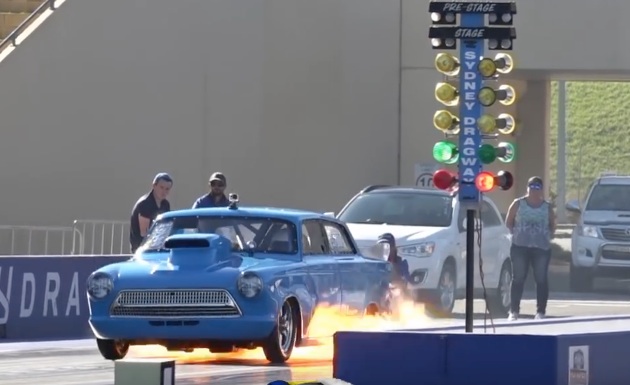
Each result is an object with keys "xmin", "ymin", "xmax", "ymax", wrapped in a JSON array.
[
  {"xmin": 0, "ymin": 219, "xmax": 128, "ymax": 256},
  {"xmin": 333, "ymin": 315, "xmax": 630, "ymax": 385},
  {"xmin": 72, "ymin": 220, "xmax": 129, "ymax": 255},
  {"xmin": 0, "ymin": 225, "xmax": 83, "ymax": 255},
  {"xmin": 0, "ymin": 255, "xmax": 130, "ymax": 340}
]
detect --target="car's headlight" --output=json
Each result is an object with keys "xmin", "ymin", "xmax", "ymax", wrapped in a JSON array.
[
  {"xmin": 398, "ymin": 242, "xmax": 435, "ymax": 258},
  {"xmin": 238, "ymin": 272, "xmax": 263, "ymax": 298},
  {"xmin": 578, "ymin": 225, "xmax": 599, "ymax": 238},
  {"xmin": 87, "ymin": 272, "xmax": 114, "ymax": 300}
]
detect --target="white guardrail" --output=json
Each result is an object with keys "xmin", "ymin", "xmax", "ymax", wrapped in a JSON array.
[
  {"xmin": 0, "ymin": 220, "xmax": 129, "ymax": 256},
  {"xmin": 0, "ymin": 219, "xmax": 573, "ymax": 256}
]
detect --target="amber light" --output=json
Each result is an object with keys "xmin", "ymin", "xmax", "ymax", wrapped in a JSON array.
[{"xmin": 475, "ymin": 171, "xmax": 496, "ymax": 192}]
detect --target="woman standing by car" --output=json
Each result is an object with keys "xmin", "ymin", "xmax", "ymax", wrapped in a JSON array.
[{"xmin": 505, "ymin": 176, "xmax": 556, "ymax": 321}]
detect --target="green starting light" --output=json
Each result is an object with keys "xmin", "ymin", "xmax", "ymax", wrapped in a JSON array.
[
  {"xmin": 478, "ymin": 144, "xmax": 496, "ymax": 164},
  {"xmin": 478, "ymin": 142, "xmax": 516, "ymax": 164},
  {"xmin": 433, "ymin": 141, "xmax": 459, "ymax": 164}
]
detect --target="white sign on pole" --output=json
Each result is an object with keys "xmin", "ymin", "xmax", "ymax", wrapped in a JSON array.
[{"xmin": 414, "ymin": 163, "xmax": 439, "ymax": 189}]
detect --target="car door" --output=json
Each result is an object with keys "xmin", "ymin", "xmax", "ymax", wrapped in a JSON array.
[
  {"xmin": 478, "ymin": 199, "xmax": 501, "ymax": 283},
  {"xmin": 301, "ymin": 220, "xmax": 341, "ymax": 310},
  {"xmin": 480, "ymin": 198, "xmax": 511, "ymax": 286},
  {"xmin": 456, "ymin": 205, "xmax": 482, "ymax": 288},
  {"xmin": 321, "ymin": 220, "xmax": 368, "ymax": 314}
]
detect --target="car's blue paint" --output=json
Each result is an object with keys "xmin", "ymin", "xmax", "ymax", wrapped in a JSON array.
[
  {"xmin": 157, "ymin": 206, "xmax": 341, "ymax": 223},
  {"xmin": 88, "ymin": 205, "xmax": 393, "ymax": 347}
]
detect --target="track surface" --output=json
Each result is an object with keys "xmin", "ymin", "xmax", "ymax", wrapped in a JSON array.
[{"xmin": 3, "ymin": 291, "xmax": 630, "ymax": 385}]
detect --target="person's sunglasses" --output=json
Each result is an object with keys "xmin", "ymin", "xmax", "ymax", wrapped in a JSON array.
[
  {"xmin": 528, "ymin": 183, "xmax": 542, "ymax": 190},
  {"xmin": 210, "ymin": 182, "xmax": 225, "ymax": 188}
]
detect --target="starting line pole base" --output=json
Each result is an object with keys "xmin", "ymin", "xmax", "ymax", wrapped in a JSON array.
[{"xmin": 114, "ymin": 358, "xmax": 175, "ymax": 385}]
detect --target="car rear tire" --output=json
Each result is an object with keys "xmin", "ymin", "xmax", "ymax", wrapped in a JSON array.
[
  {"xmin": 570, "ymin": 264, "xmax": 594, "ymax": 292},
  {"xmin": 96, "ymin": 338, "xmax": 129, "ymax": 360},
  {"xmin": 487, "ymin": 260, "xmax": 512, "ymax": 318},
  {"xmin": 262, "ymin": 299, "xmax": 298, "ymax": 363},
  {"xmin": 425, "ymin": 262, "xmax": 456, "ymax": 318}
]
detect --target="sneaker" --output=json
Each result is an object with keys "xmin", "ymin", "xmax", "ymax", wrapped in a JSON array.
[
  {"xmin": 507, "ymin": 312, "xmax": 518, "ymax": 321},
  {"xmin": 535, "ymin": 312, "xmax": 545, "ymax": 320}
]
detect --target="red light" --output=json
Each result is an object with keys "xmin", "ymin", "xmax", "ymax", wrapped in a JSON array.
[
  {"xmin": 475, "ymin": 171, "xmax": 496, "ymax": 192},
  {"xmin": 433, "ymin": 169, "xmax": 457, "ymax": 190}
]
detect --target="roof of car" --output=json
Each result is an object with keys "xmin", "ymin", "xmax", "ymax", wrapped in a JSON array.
[
  {"xmin": 596, "ymin": 176, "xmax": 630, "ymax": 185},
  {"xmin": 157, "ymin": 206, "xmax": 335, "ymax": 222},
  {"xmin": 361, "ymin": 185, "xmax": 454, "ymax": 196}
]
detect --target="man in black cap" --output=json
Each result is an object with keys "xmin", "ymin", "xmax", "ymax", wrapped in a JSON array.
[
  {"xmin": 129, "ymin": 172, "xmax": 173, "ymax": 252},
  {"xmin": 192, "ymin": 172, "xmax": 229, "ymax": 208}
]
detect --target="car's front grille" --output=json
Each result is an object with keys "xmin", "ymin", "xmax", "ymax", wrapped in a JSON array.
[
  {"xmin": 110, "ymin": 289, "xmax": 241, "ymax": 318},
  {"xmin": 601, "ymin": 250, "xmax": 630, "ymax": 261},
  {"xmin": 601, "ymin": 228, "xmax": 630, "ymax": 242}
]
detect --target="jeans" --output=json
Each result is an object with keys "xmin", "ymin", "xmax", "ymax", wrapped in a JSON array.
[{"xmin": 510, "ymin": 244, "xmax": 551, "ymax": 314}]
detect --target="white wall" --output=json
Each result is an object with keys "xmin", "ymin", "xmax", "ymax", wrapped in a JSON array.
[
  {"xmin": 0, "ymin": 0, "xmax": 400, "ymax": 226},
  {"xmin": 1, "ymin": 0, "xmax": 622, "ymax": 229}
]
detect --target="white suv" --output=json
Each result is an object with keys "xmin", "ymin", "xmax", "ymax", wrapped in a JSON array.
[
  {"xmin": 327, "ymin": 185, "xmax": 513, "ymax": 317},
  {"xmin": 566, "ymin": 175, "xmax": 630, "ymax": 292}
]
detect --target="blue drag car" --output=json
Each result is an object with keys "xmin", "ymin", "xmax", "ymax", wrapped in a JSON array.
[{"xmin": 87, "ymin": 196, "xmax": 395, "ymax": 363}]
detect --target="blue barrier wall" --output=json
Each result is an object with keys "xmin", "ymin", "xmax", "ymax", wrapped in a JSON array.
[
  {"xmin": 0, "ymin": 255, "xmax": 129, "ymax": 341},
  {"xmin": 333, "ymin": 317, "xmax": 630, "ymax": 385}
]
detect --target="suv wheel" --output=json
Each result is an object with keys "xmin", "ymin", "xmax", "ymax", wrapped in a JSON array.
[
  {"xmin": 570, "ymin": 264, "xmax": 594, "ymax": 292},
  {"xmin": 425, "ymin": 262, "xmax": 456, "ymax": 317},
  {"xmin": 487, "ymin": 260, "xmax": 512, "ymax": 318}
]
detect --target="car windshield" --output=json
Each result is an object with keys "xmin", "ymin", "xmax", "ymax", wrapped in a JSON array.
[
  {"xmin": 585, "ymin": 184, "xmax": 630, "ymax": 211},
  {"xmin": 139, "ymin": 215, "xmax": 299, "ymax": 255},
  {"xmin": 338, "ymin": 191, "xmax": 453, "ymax": 227}
]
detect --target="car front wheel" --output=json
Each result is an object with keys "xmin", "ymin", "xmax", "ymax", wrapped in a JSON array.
[
  {"xmin": 96, "ymin": 338, "xmax": 129, "ymax": 360},
  {"xmin": 262, "ymin": 300, "xmax": 298, "ymax": 363},
  {"xmin": 425, "ymin": 262, "xmax": 456, "ymax": 317},
  {"xmin": 570, "ymin": 264, "xmax": 594, "ymax": 292},
  {"xmin": 487, "ymin": 260, "xmax": 512, "ymax": 318}
]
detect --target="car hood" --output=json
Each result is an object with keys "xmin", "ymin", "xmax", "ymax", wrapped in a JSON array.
[
  {"xmin": 582, "ymin": 210, "xmax": 630, "ymax": 225},
  {"xmin": 97, "ymin": 254, "xmax": 296, "ymax": 290},
  {"xmin": 347, "ymin": 223, "xmax": 448, "ymax": 248}
]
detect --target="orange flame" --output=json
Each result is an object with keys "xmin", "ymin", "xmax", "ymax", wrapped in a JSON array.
[{"xmin": 130, "ymin": 300, "xmax": 432, "ymax": 364}]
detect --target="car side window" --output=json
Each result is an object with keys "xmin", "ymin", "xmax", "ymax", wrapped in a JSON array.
[
  {"xmin": 302, "ymin": 221, "xmax": 328, "ymax": 255},
  {"xmin": 322, "ymin": 221, "xmax": 356, "ymax": 255},
  {"xmin": 480, "ymin": 201, "xmax": 502, "ymax": 227}
]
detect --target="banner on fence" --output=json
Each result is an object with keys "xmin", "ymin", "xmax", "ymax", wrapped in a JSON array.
[{"xmin": 0, "ymin": 255, "xmax": 129, "ymax": 340}]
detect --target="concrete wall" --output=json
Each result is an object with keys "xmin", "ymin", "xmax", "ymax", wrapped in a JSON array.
[
  {"xmin": 0, "ymin": 0, "xmax": 400, "ymax": 227},
  {"xmin": 1, "ymin": 0, "xmax": 619, "ymax": 230}
]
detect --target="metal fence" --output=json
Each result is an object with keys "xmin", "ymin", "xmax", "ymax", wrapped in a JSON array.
[
  {"xmin": 0, "ymin": 225, "xmax": 82, "ymax": 255},
  {"xmin": 72, "ymin": 220, "xmax": 129, "ymax": 255},
  {"xmin": 0, "ymin": 219, "xmax": 129, "ymax": 256}
]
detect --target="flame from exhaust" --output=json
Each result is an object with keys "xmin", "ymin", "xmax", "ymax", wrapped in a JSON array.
[{"xmin": 130, "ymin": 300, "xmax": 433, "ymax": 364}]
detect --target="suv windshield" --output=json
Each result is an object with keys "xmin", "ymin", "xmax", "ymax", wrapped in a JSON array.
[
  {"xmin": 338, "ymin": 192, "xmax": 453, "ymax": 227},
  {"xmin": 585, "ymin": 184, "xmax": 630, "ymax": 211},
  {"xmin": 140, "ymin": 215, "xmax": 298, "ymax": 255}
]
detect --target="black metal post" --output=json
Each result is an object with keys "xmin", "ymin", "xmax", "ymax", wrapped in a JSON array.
[{"xmin": 465, "ymin": 209, "xmax": 475, "ymax": 333}]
